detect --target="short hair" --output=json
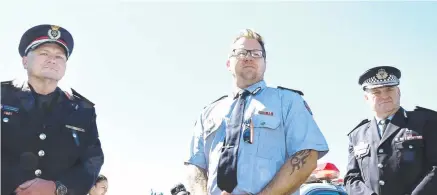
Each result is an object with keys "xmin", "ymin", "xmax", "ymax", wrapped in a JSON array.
[
  {"xmin": 232, "ymin": 29, "xmax": 266, "ymax": 59},
  {"xmin": 95, "ymin": 174, "xmax": 107, "ymax": 184}
]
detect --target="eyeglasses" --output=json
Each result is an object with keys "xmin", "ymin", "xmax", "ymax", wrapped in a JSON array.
[{"xmin": 231, "ymin": 49, "xmax": 264, "ymax": 59}]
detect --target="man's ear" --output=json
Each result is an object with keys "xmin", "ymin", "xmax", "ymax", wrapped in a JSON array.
[
  {"xmin": 22, "ymin": 56, "xmax": 28, "ymax": 69},
  {"xmin": 226, "ymin": 60, "xmax": 230, "ymax": 68}
]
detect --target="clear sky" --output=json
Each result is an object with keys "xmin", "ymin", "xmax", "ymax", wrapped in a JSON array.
[{"xmin": 1, "ymin": 1, "xmax": 436, "ymax": 194}]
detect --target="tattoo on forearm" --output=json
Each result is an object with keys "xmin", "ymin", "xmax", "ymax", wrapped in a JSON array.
[{"xmin": 289, "ymin": 150, "xmax": 311, "ymax": 175}]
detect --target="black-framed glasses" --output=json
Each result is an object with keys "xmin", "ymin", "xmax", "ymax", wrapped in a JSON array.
[{"xmin": 231, "ymin": 49, "xmax": 264, "ymax": 59}]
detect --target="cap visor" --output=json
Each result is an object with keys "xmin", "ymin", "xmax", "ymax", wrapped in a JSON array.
[{"xmin": 26, "ymin": 39, "xmax": 69, "ymax": 57}]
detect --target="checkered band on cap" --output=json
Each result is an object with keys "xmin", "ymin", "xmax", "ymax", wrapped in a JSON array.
[{"xmin": 362, "ymin": 74, "xmax": 399, "ymax": 89}]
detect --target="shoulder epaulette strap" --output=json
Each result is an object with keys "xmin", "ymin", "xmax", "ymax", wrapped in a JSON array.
[
  {"xmin": 204, "ymin": 95, "xmax": 228, "ymax": 109},
  {"xmin": 347, "ymin": 119, "xmax": 370, "ymax": 136},
  {"xmin": 277, "ymin": 86, "xmax": 304, "ymax": 96},
  {"xmin": 70, "ymin": 88, "xmax": 95, "ymax": 107},
  {"xmin": 1, "ymin": 80, "xmax": 12, "ymax": 86},
  {"xmin": 414, "ymin": 106, "xmax": 437, "ymax": 114}
]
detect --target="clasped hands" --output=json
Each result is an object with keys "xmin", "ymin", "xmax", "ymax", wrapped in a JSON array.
[{"xmin": 15, "ymin": 178, "xmax": 56, "ymax": 195}]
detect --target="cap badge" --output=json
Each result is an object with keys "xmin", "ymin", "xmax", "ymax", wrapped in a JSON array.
[
  {"xmin": 376, "ymin": 68, "xmax": 388, "ymax": 80},
  {"xmin": 48, "ymin": 25, "xmax": 61, "ymax": 40}
]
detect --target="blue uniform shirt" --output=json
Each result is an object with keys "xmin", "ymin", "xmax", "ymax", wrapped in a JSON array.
[{"xmin": 185, "ymin": 80, "xmax": 329, "ymax": 195}]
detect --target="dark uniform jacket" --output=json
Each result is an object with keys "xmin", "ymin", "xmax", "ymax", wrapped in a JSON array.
[
  {"xmin": 1, "ymin": 80, "xmax": 104, "ymax": 195},
  {"xmin": 344, "ymin": 107, "xmax": 437, "ymax": 195}
]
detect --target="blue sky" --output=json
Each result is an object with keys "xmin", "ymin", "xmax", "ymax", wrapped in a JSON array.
[{"xmin": 1, "ymin": 1, "xmax": 436, "ymax": 194}]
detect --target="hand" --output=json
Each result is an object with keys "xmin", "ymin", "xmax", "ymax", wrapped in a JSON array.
[{"xmin": 15, "ymin": 178, "xmax": 56, "ymax": 195}]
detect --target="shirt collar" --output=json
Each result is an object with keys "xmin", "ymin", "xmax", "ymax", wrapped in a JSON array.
[
  {"xmin": 231, "ymin": 80, "xmax": 267, "ymax": 99},
  {"xmin": 374, "ymin": 107, "xmax": 404, "ymax": 124}
]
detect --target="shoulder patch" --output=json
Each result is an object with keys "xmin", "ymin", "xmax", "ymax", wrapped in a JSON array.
[
  {"xmin": 203, "ymin": 95, "xmax": 228, "ymax": 109},
  {"xmin": 347, "ymin": 119, "xmax": 370, "ymax": 136},
  {"xmin": 70, "ymin": 88, "xmax": 95, "ymax": 107},
  {"xmin": 277, "ymin": 86, "xmax": 304, "ymax": 96}
]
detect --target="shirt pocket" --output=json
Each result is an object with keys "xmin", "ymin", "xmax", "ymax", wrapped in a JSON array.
[
  {"xmin": 354, "ymin": 143, "xmax": 371, "ymax": 181},
  {"xmin": 252, "ymin": 114, "xmax": 282, "ymax": 160},
  {"xmin": 203, "ymin": 117, "xmax": 224, "ymax": 140}
]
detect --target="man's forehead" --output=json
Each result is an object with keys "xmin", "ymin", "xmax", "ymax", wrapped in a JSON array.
[{"xmin": 232, "ymin": 37, "xmax": 262, "ymax": 50}]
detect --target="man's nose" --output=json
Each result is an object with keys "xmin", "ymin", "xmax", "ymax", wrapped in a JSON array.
[{"xmin": 46, "ymin": 55, "xmax": 57, "ymax": 63}]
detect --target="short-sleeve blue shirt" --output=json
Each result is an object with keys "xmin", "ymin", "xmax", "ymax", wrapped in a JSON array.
[{"xmin": 185, "ymin": 80, "xmax": 329, "ymax": 195}]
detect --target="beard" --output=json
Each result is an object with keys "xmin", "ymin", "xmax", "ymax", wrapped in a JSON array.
[{"xmin": 238, "ymin": 68, "xmax": 258, "ymax": 81}]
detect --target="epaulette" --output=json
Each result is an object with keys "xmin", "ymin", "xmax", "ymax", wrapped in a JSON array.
[
  {"xmin": 69, "ymin": 88, "xmax": 95, "ymax": 107},
  {"xmin": 277, "ymin": 86, "xmax": 304, "ymax": 96},
  {"xmin": 203, "ymin": 95, "xmax": 228, "ymax": 109},
  {"xmin": 347, "ymin": 119, "xmax": 370, "ymax": 136},
  {"xmin": 414, "ymin": 106, "xmax": 437, "ymax": 114},
  {"xmin": 1, "ymin": 80, "xmax": 13, "ymax": 86}
]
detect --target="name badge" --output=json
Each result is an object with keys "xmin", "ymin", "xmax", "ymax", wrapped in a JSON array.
[{"xmin": 65, "ymin": 125, "xmax": 85, "ymax": 132}]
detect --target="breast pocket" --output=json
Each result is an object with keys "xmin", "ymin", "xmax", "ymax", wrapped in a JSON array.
[
  {"xmin": 395, "ymin": 139, "xmax": 424, "ymax": 164},
  {"xmin": 253, "ymin": 115, "xmax": 282, "ymax": 159},
  {"xmin": 61, "ymin": 111, "xmax": 93, "ymax": 151},
  {"xmin": 203, "ymin": 117, "xmax": 224, "ymax": 140},
  {"xmin": 354, "ymin": 143, "xmax": 371, "ymax": 181}
]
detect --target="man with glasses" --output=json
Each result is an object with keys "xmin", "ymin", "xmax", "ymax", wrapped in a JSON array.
[
  {"xmin": 184, "ymin": 29, "xmax": 329, "ymax": 195},
  {"xmin": 344, "ymin": 66, "xmax": 437, "ymax": 195}
]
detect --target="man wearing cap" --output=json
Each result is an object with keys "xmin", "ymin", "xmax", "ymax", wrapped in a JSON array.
[
  {"xmin": 1, "ymin": 24, "xmax": 104, "ymax": 195},
  {"xmin": 344, "ymin": 66, "xmax": 437, "ymax": 195},
  {"xmin": 184, "ymin": 29, "xmax": 329, "ymax": 195}
]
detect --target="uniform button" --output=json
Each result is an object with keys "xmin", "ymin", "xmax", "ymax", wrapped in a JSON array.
[
  {"xmin": 379, "ymin": 180, "xmax": 385, "ymax": 185},
  {"xmin": 378, "ymin": 163, "xmax": 383, "ymax": 168},
  {"xmin": 409, "ymin": 145, "xmax": 413, "ymax": 149},
  {"xmin": 38, "ymin": 150, "xmax": 45, "ymax": 157},
  {"xmin": 3, "ymin": 118, "xmax": 9, "ymax": 123},
  {"xmin": 378, "ymin": 149, "xmax": 384, "ymax": 153},
  {"xmin": 35, "ymin": 169, "xmax": 42, "ymax": 177},
  {"xmin": 39, "ymin": 133, "xmax": 46, "ymax": 140}
]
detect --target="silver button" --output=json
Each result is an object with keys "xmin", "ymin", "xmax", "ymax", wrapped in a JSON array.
[
  {"xmin": 378, "ymin": 149, "xmax": 384, "ymax": 153},
  {"xmin": 409, "ymin": 145, "xmax": 413, "ymax": 149},
  {"xmin": 39, "ymin": 133, "xmax": 46, "ymax": 140},
  {"xmin": 38, "ymin": 150, "xmax": 45, "ymax": 157},
  {"xmin": 378, "ymin": 163, "xmax": 383, "ymax": 168},
  {"xmin": 35, "ymin": 169, "xmax": 42, "ymax": 177},
  {"xmin": 3, "ymin": 118, "xmax": 9, "ymax": 123},
  {"xmin": 379, "ymin": 180, "xmax": 385, "ymax": 185}
]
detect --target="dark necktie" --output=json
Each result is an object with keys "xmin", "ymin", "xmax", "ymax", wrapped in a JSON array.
[
  {"xmin": 217, "ymin": 90, "xmax": 250, "ymax": 193},
  {"xmin": 379, "ymin": 119, "xmax": 390, "ymax": 137}
]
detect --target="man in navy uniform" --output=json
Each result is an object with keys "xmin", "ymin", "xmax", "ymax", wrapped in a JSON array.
[
  {"xmin": 1, "ymin": 24, "xmax": 104, "ymax": 195},
  {"xmin": 344, "ymin": 66, "xmax": 437, "ymax": 195}
]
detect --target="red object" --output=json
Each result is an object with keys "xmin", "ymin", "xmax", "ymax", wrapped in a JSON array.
[{"xmin": 312, "ymin": 162, "xmax": 340, "ymax": 180}]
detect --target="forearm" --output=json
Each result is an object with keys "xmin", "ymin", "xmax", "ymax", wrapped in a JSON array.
[
  {"xmin": 411, "ymin": 166, "xmax": 437, "ymax": 195},
  {"xmin": 258, "ymin": 149, "xmax": 318, "ymax": 195},
  {"xmin": 57, "ymin": 143, "xmax": 104, "ymax": 195},
  {"xmin": 186, "ymin": 164, "xmax": 208, "ymax": 195}
]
